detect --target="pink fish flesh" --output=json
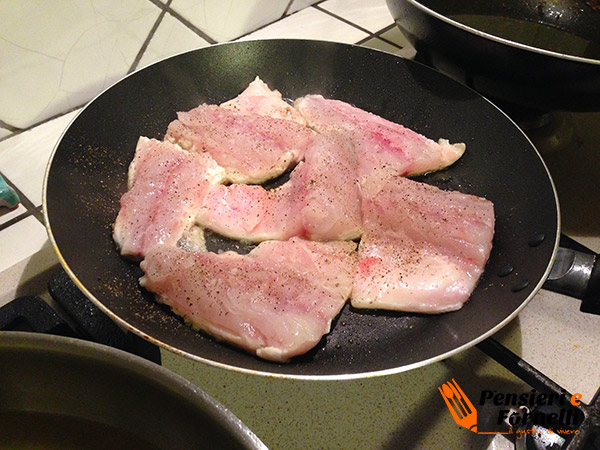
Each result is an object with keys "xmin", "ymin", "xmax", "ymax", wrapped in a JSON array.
[
  {"xmin": 294, "ymin": 95, "xmax": 465, "ymax": 178},
  {"xmin": 139, "ymin": 238, "xmax": 358, "ymax": 362},
  {"xmin": 197, "ymin": 166, "xmax": 305, "ymax": 242},
  {"xmin": 113, "ymin": 137, "xmax": 224, "ymax": 260},
  {"xmin": 220, "ymin": 76, "xmax": 306, "ymax": 124},
  {"xmin": 196, "ymin": 131, "xmax": 362, "ymax": 242},
  {"xmin": 112, "ymin": 79, "xmax": 496, "ymax": 361},
  {"xmin": 165, "ymin": 104, "xmax": 315, "ymax": 184},
  {"xmin": 352, "ymin": 173, "xmax": 495, "ymax": 313}
]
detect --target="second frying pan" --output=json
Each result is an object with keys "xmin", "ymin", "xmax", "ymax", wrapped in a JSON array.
[{"xmin": 386, "ymin": 0, "xmax": 600, "ymax": 111}]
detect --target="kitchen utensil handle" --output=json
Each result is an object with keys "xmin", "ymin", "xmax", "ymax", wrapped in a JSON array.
[{"xmin": 543, "ymin": 236, "xmax": 600, "ymax": 314}]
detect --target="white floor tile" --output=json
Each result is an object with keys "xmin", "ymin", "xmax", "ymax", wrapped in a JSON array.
[
  {"xmin": 361, "ymin": 37, "xmax": 402, "ymax": 55},
  {"xmin": 319, "ymin": 0, "xmax": 394, "ymax": 33},
  {"xmin": 0, "ymin": 0, "xmax": 161, "ymax": 129},
  {"xmin": 136, "ymin": 12, "xmax": 211, "ymax": 69},
  {"xmin": 287, "ymin": 0, "xmax": 321, "ymax": 15},
  {"xmin": 0, "ymin": 204, "xmax": 27, "ymax": 226},
  {"xmin": 362, "ymin": 36, "xmax": 416, "ymax": 59},
  {"xmin": 380, "ymin": 25, "xmax": 413, "ymax": 47},
  {"xmin": 0, "ymin": 127, "xmax": 13, "ymax": 141},
  {"xmin": 0, "ymin": 216, "xmax": 49, "ymax": 273},
  {"xmin": 239, "ymin": 7, "xmax": 368, "ymax": 43},
  {"xmin": 0, "ymin": 110, "xmax": 79, "ymax": 207},
  {"xmin": 170, "ymin": 0, "xmax": 288, "ymax": 42}
]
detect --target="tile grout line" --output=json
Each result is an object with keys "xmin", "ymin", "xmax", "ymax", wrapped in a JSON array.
[
  {"xmin": 355, "ymin": 24, "xmax": 406, "ymax": 49},
  {"xmin": 129, "ymin": 0, "xmax": 173, "ymax": 73},
  {"xmin": 282, "ymin": 0, "xmax": 295, "ymax": 16},
  {"xmin": 310, "ymin": 5, "xmax": 405, "ymax": 51},
  {"xmin": 233, "ymin": 1, "xmax": 335, "ymax": 42},
  {"xmin": 0, "ymin": 210, "xmax": 34, "ymax": 232},
  {"xmin": 312, "ymin": 3, "xmax": 376, "ymax": 38},
  {"xmin": 0, "ymin": 172, "xmax": 39, "ymax": 233},
  {"xmin": 0, "ymin": 120, "xmax": 18, "ymax": 133},
  {"xmin": 0, "ymin": 106, "xmax": 83, "ymax": 145},
  {"xmin": 167, "ymin": 0, "xmax": 316, "ymax": 44},
  {"xmin": 282, "ymin": 0, "xmax": 326, "ymax": 16},
  {"xmin": 146, "ymin": 0, "xmax": 170, "ymax": 9},
  {"xmin": 165, "ymin": 7, "xmax": 218, "ymax": 44},
  {"xmin": 373, "ymin": 24, "xmax": 408, "ymax": 48},
  {"xmin": 1, "ymin": 0, "xmax": 173, "ymax": 140}
]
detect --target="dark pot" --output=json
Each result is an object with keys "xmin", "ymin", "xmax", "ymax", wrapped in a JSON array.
[
  {"xmin": 386, "ymin": 0, "xmax": 600, "ymax": 111},
  {"xmin": 0, "ymin": 331, "xmax": 267, "ymax": 450}
]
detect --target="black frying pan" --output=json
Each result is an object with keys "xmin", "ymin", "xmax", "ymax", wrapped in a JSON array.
[
  {"xmin": 44, "ymin": 40, "xmax": 559, "ymax": 379},
  {"xmin": 386, "ymin": 0, "xmax": 600, "ymax": 111}
]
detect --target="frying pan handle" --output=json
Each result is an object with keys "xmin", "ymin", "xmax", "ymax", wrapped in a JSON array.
[{"xmin": 543, "ymin": 236, "xmax": 600, "ymax": 315}]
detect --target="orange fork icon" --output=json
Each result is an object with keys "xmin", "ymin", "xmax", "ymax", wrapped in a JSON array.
[{"xmin": 439, "ymin": 379, "xmax": 478, "ymax": 433}]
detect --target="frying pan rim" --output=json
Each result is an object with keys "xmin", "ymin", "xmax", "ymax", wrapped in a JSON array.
[
  {"xmin": 400, "ymin": 0, "xmax": 600, "ymax": 65},
  {"xmin": 42, "ymin": 39, "xmax": 561, "ymax": 380}
]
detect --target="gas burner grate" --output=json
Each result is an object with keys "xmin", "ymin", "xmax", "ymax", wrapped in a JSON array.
[
  {"xmin": 0, "ymin": 268, "xmax": 160, "ymax": 364},
  {"xmin": 472, "ymin": 236, "xmax": 600, "ymax": 449},
  {"xmin": 477, "ymin": 339, "xmax": 600, "ymax": 450}
]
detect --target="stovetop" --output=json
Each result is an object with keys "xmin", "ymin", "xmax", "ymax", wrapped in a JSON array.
[{"xmin": 1, "ymin": 1, "xmax": 599, "ymax": 449}]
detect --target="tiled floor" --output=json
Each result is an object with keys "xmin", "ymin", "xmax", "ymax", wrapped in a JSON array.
[
  {"xmin": 0, "ymin": 0, "xmax": 408, "ymax": 273},
  {"xmin": 240, "ymin": 6, "xmax": 370, "ymax": 42},
  {"xmin": 0, "ymin": 1, "xmax": 162, "ymax": 129}
]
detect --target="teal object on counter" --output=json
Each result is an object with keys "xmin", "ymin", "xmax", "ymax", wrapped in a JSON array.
[{"xmin": 0, "ymin": 174, "xmax": 20, "ymax": 208}]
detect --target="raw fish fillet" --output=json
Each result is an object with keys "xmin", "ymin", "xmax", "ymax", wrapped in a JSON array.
[
  {"xmin": 300, "ymin": 132, "xmax": 362, "ymax": 241},
  {"xmin": 113, "ymin": 137, "xmax": 224, "ymax": 260},
  {"xmin": 114, "ymin": 79, "xmax": 497, "ymax": 362},
  {"xmin": 294, "ymin": 95, "xmax": 465, "ymax": 177},
  {"xmin": 165, "ymin": 104, "xmax": 315, "ymax": 184},
  {"xmin": 220, "ymin": 76, "xmax": 306, "ymax": 124},
  {"xmin": 196, "ymin": 132, "xmax": 362, "ymax": 242},
  {"xmin": 352, "ymin": 174, "xmax": 494, "ymax": 313},
  {"xmin": 197, "ymin": 166, "xmax": 305, "ymax": 242},
  {"xmin": 140, "ymin": 238, "xmax": 358, "ymax": 362},
  {"xmin": 196, "ymin": 162, "xmax": 306, "ymax": 242}
]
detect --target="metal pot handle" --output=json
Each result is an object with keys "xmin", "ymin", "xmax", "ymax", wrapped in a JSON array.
[{"xmin": 543, "ymin": 235, "xmax": 600, "ymax": 314}]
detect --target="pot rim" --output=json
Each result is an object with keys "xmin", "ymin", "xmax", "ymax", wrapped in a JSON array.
[
  {"xmin": 402, "ymin": 0, "xmax": 600, "ymax": 66},
  {"xmin": 0, "ymin": 331, "xmax": 268, "ymax": 450}
]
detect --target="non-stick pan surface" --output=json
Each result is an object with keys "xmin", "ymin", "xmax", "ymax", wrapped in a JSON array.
[{"xmin": 44, "ymin": 40, "xmax": 559, "ymax": 379}]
